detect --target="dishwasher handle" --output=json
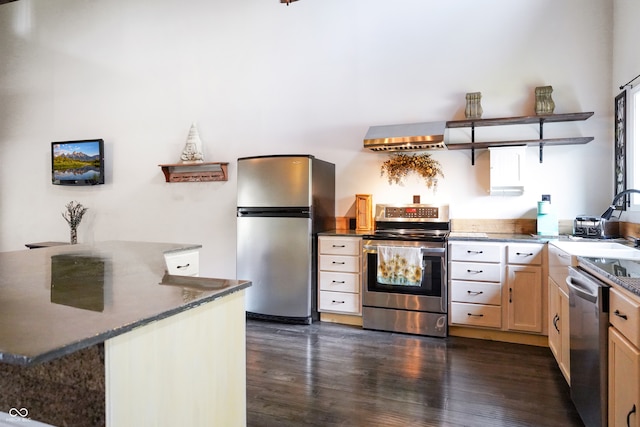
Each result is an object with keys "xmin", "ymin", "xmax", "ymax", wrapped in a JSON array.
[{"xmin": 566, "ymin": 275, "xmax": 598, "ymax": 304}]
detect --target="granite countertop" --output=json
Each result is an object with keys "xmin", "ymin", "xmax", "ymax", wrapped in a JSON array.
[
  {"xmin": 448, "ymin": 232, "xmax": 555, "ymax": 243},
  {"xmin": 321, "ymin": 229, "xmax": 564, "ymax": 243},
  {"xmin": 318, "ymin": 229, "xmax": 371, "ymax": 237},
  {"xmin": 0, "ymin": 241, "xmax": 251, "ymax": 366},
  {"xmin": 578, "ymin": 256, "xmax": 640, "ymax": 297}
]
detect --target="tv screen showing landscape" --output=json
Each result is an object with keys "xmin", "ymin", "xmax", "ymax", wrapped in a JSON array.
[{"xmin": 52, "ymin": 139, "xmax": 104, "ymax": 185}]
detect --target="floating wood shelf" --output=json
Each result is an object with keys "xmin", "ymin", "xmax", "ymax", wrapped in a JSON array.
[
  {"xmin": 159, "ymin": 162, "xmax": 229, "ymax": 183},
  {"xmin": 445, "ymin": 112, "xmax": 594, "ymax": 164},
  {"xmin": 446, "ymin": 112, "xmax": 594, "ymax": 128}
]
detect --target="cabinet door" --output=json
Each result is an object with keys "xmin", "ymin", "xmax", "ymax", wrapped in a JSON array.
[
  {"xmin": 559, "ymin": 285, "xmax": 571, "ymax": 383},
  {"xmin": 548, "ymin": 276, "xmax": 570, "ymax": 384},
  {"xmin": 506, "ymin": 265, "xmax": 542, "ymax": 333},
  {"xmin": 548, "ymin": 279, "xmax": 561, "ymax": 360},
  {"xmin": 609, "ymin": 326, "xmax": 640, "ymax": 427}
]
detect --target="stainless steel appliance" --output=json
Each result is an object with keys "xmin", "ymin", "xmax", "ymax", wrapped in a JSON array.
[
  {"xmin": 573, "ymin": 215, "xmax": 619, "ymax": 239},
  {"xmin": 236, "ymin": 155, "xmax": 335, "ymax": 324},
  {"xmin": 363, "ymin": 121, "xmax": 447, "ymax": 152},
  {"xmin": 567, "ymin": 265, "xmax": 610, "ymax": 427},
  {"xmin": 362, "ymin": 204, "xmax": 449, "ymax": 337}
]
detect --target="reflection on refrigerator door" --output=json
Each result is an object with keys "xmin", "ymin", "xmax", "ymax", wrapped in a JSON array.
[{"xmin": 237, "ymin": 215, "xmax": 313, "ymax": 320}]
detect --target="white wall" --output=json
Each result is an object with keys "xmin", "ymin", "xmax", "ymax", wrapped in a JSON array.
[{"xmin": 0, "ymin": 0, "xmax": 614, "ymax": 277}]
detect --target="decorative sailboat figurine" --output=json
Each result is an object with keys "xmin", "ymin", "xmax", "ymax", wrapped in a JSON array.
[{"xmin": 180, "ymin": 123, "xmax": 204, "ymax": 163}]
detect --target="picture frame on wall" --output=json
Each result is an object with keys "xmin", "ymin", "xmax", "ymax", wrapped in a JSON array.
[{"xmin": 615, "ymin": 90, "xmax": 627, "ymax": 210}]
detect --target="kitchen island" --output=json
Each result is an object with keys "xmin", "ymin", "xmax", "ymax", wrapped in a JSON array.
[{"xmin": 0, "ymin": 241, "xmax": 250, "ymax": 427}]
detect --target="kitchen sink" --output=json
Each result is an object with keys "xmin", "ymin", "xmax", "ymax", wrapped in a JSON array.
[{"xmin": 550, "ymin": 240, "xmax": 640, "ymax": 259}]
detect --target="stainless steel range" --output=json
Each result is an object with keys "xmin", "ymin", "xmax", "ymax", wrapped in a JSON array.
[{"xmin": 362, "ymin": 203, "xmax": 449, "ymax": 337}]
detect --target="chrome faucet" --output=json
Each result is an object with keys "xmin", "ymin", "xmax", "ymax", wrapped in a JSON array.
[{"xmin": 601, "ymin": 189, "xmax": 640, "ymax": 220}]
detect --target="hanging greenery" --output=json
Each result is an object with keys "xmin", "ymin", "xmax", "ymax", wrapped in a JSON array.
[{"xmin": 380, "ymin": 153, "xmax": 444, "ymax": 188}]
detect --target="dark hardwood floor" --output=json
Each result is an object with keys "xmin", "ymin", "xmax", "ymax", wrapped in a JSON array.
[{"xmin": 246, "ymin": 319, "xmax": 584, "ymax": 427}]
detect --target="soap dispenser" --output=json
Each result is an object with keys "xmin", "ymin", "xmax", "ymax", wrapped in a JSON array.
[{"xmin": 537, "ymin": 194, "xmax": 558, "ymax": 236}]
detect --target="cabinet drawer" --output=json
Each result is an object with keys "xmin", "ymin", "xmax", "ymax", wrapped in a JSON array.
[
  {"xmin": 319, "ymin": 237, "xmax": 361, "ymax": 256},
  {"xmin": 450, "ymin": 261, "xmax": 502, "ymax": 282},
  {"xmin": 319, "ymin": 271, "xmax": 360, "ymax": 293},
  {"xmin": 319, "ymin": 255, "xmax": 360, "ymax": 273},
  {"xmin": 164, "ymin": 250, "xmax": 199, "ymax": 276},
  {"xmin": 507, "ymin": 243, "xmax": 543, "ymax": 265},
  {"xmin": 450, "ymin": 280, "xmax": 501, "ymax": 305},
  {"xmin": 319, "ymin": 291, "xmax": 360, "ymax": 314},
  {"xmin": 449, "ymin": 243, "xmax": 503, "ymax": 263},
  {"xmin": 610, "ymin": 287, "xmax": 640, "ymax": 348},
  {"xmin": 450, "ymin": 302, "xmax": 502, "ymax": 328}
]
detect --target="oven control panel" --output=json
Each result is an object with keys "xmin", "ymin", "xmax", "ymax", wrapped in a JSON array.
[{"xmin": 376, "ymin": 204, "xmax": 449, "ymax": 221}]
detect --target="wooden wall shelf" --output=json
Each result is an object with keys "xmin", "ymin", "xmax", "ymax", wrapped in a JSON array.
[
  {"xmin": 159, "ymin": 162, "xmax": 229, "ymax": 183},
  {"xmin": 445, "ymin": 112, "xmax": 594, "ymax": 164}
]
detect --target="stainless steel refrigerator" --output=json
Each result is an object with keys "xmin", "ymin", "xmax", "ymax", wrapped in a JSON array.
[{"xmin": 236, "ymin": 155, "xmax": 335, "ymax": 324}]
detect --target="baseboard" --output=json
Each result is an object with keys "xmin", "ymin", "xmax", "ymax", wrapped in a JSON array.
[
  {"xmin": 320, "ymin": 312, "xmax": 363, "ymax": 326},
  {"xmin": 449, "ymin": 326, "xmax": 549, "ymax": 347}
]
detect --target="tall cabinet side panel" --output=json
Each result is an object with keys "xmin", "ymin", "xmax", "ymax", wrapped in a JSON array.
[{"xmin": 311, "ymin": 158, "xmax": 336, "ymax": 233}]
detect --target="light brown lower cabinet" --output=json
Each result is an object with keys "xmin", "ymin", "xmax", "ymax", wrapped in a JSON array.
[
  {"xmin": 548, "ymin": 276, "xmax": 570, "ymax": 383},
  {"xmin": 609, "ymin": 285, "xmax": 640, "ymax": 427},
  {"xmin": 609, "ymin": 326, "xmax": 639, "ymax": 427}
]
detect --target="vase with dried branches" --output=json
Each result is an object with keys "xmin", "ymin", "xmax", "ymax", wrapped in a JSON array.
[
  {"xmin": 380, "ymin": 153, "xmax": 444, "ymax": 189},
  {"xmin": 62, "ymin": 201, "xmax": 88, "ymax": 244}
]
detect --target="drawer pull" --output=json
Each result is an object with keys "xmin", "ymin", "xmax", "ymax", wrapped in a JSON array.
[
  {"xmin": 467, "ymin": 269, "xmax": 483, "ymax": 274},
  {"xmin": 177, "ymin": 263, "xmax": 190, "ymax": 269},
  {"xmin": 332, "ymin": 280, "xmax": 346, "ymax": 284},
  {"xmin": 467, "ymin": 313, "xmax": 484, "ymax": 317},
  {"xmin": 553, "ymin": 313, "xmax": 560, "ymax": 333},
  {"xmin": 467, "ymin": 250, "xmax": 484, "ymax": 254},
  {"xmin": 332, "ymin": 261, "xmax": 346, "ymax": 265},
  {"xmin": 509, "ymin": 287, "xmax": 512, "ymax": 303},
  {"xmin": 516, "ymin": 252, "xmax": 534, "ymax": 257},
  {"xmin": 627, "ymin": 404, "xmax": 636, "ymax": 427},
  {"xmin": 467, "ymin": 290, "xmax": 484, "ymax": 296},
  {"xmin": 614, "ymin": 309, "xmax": 629, "ymax": 320},
  {"xmin": 332, "ymin": 244, "xmax": 346, "ymax": 248},
  {"xmin": 331, "ymin": 300, "xmax": 345, "ymax": 304}
]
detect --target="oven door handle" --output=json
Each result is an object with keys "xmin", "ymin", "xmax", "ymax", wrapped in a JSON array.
[{"xmin": 363, "ymin": 245, "xmax": 445, "ymax": 255}]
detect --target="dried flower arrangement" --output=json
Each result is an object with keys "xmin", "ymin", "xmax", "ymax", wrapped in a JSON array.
[
  {"xmin": 62, "ymin": 201, "xmax": 88, "ymax": 244},
  {"xmin": 380, "ymin": 153, "xmax": 444, "ymax": 188}
]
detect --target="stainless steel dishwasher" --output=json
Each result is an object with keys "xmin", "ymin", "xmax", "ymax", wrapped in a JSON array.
[{"xmin": 567, "ymin": 266, "xmax": 610, "ymax": 427}]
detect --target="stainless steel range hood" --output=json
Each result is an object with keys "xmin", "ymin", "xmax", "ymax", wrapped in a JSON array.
[{"xmin": 363, "ymin": 121, "xmax": 446, "ymax": 152}]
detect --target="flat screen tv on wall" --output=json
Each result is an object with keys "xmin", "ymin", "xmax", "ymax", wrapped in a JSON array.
[{"xmin": 51, "ymin": 139, "xmax": 105, "ymax": 185}]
